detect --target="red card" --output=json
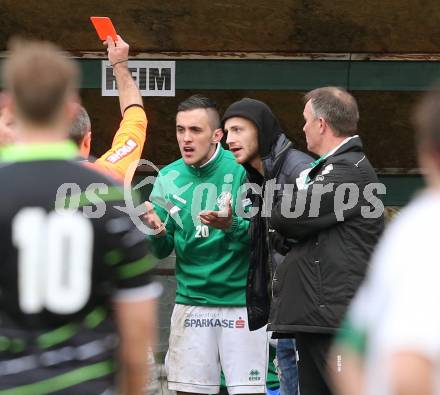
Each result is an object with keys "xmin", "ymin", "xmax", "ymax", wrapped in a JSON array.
[{"xmin": 90, "ymin": 17, "xmax": 117, "ymax": 41}]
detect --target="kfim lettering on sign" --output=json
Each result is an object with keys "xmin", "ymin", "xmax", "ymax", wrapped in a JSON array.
[{"xmin": 102, "ymin": 60, "xmax": 175, "ymax": 97}]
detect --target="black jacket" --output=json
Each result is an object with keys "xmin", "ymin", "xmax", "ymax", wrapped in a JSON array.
[
  {"xmin": 269, "ymin": 136, "xmax": 385, "ymax": 334},
  {"xmin": 223, "ymin": 98, "xmax": 312, "ymax": 330}
]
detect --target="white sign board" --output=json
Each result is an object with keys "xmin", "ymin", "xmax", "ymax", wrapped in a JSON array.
[{"xmin": 102, "ymin": 60, "xmax": 175, "ymax": 97}]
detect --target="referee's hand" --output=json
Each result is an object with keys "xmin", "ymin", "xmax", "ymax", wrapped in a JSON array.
[{"xmin": 105, "ymin": 35, "xmax": 129, "ymax": 67}]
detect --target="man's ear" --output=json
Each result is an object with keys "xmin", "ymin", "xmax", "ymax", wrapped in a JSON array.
[
  {"xmin": 84, "ymin": 131, "xmax": 92, "ymax": 149},
  {"xmin": 66, "ymin": 95, "xmax": 81, "ymax": 124},
  {"xmin": 80, "ymin": 131, "xmax": 92, "ymax": 157},
  {"xmin": 212, "ymin": 128, "xmax": 224, "ymax": 143},
  {"xmin": 318, "ymin": 117, "xmax": 327, "ymax": 134}
]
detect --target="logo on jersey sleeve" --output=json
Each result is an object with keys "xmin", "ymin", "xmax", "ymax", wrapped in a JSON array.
[{"xmin": 106, "ymin": 139, "xmax": 138, "ymax": 164}]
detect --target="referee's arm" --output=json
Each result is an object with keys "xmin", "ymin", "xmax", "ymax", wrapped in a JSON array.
[{"xmin": 107, "ymin": 35, "xmax": 143, "ymax": 115}]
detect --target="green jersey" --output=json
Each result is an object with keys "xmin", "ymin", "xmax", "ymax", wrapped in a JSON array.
[{"xmin": 148, "ymin": 144, "xmax": 250, "ymax": 306}]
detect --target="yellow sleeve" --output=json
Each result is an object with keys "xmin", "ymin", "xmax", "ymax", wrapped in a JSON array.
[{"xmin": 95, "ymin": 106, "xmax": 148, "ymax": 183}]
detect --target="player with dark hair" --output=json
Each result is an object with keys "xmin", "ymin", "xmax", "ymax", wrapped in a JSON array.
[{"xmin": 144, "ymin": 95, "xmax": 269, "ymax": 395}]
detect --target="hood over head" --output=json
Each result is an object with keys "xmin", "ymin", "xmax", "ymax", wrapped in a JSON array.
[{"xmin": 222, "ymin": 98, "xmax": 283, "ymax": 158}]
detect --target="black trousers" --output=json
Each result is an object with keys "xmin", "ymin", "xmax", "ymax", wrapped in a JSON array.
[{"xmin": 295, "ymin": 332, "xmax": 335, "ymax": 395}]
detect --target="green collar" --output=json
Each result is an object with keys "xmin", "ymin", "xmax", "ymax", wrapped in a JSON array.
[
  {"xmin": 0, "ymin": 141, "xmax": 78, "ymax": 162},
  {"xmin": 306, "ymin": 151, "xmax": 331, "ymax": 185},
  {"xmin": 310, "ymin": 136, "xmax": 358, "ymax": 169},
  {"xmin": 309, "ymin": 153, "xmax": 328, "ymax": 169}
]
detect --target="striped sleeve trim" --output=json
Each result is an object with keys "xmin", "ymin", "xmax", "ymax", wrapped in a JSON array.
[
  {"xmin": 117, "ymin": 254, "xmax": 156, "ymax": 279},
  {"xmin": 0, "ymin": 360, "xmax": 114, "ymax": 395}
]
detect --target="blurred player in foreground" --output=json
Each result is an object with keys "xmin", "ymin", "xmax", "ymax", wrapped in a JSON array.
[
  {"xmin": 0, "ymin": 38, "xmax": 158, "ymax": 395},
  {"xmin": 332, "ymin": 87, "xmax": 440, "ymax": 395}
]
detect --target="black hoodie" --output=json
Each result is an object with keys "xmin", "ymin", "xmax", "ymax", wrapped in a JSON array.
[
  {"xmin": 223, "ymin": 98, "xmax": 283, "ymax": 159},
  {"xmin": 223, "ymin": 98, "xmax": 312, "ymax": 330}
]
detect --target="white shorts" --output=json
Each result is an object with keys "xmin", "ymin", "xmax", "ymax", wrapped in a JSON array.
[{"xmin": 165, "ymin": 304, "xmax": 269, "ymax": 394}]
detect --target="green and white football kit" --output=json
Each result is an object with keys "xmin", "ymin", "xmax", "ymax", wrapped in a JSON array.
[{"xmin": 149, "ymin": 144, "xmax": 268, "ymax": 394}]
